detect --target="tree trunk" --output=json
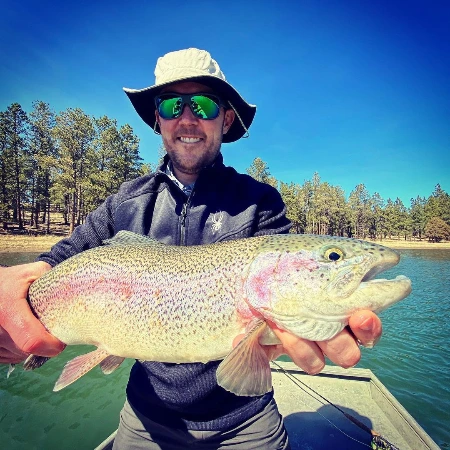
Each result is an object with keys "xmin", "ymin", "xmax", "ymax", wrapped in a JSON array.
[
  {"xmin": 16, "ymin": 192, "xmax": 23, "ymax": 229},
  {"xmin": 76, "ymin": 185, "xmax": 83, "ymax": 226},
  {"xmin": 46, "ymin": 199, "xmax": 50, "ymax": 234},
  {"xmin": 70, "ymin": 191, "xmax": 76, "ymax": 234}
]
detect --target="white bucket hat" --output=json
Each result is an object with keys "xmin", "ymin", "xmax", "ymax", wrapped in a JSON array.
[{"xmin": 123, "ymin": 48, "xmax": 256, "ymax": 143}]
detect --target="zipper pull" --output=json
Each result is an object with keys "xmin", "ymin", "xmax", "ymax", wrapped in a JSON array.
[
  {"xmin": 181, "ymin": 203, "xmax": 188, "ymax": 227},
  {"xmin": 181, "ymin": 189, "xmax": 194, "ymax": 228}
]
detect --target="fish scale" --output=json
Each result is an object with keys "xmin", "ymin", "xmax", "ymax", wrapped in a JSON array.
[
  {"xmin": 23, "ymin": 231, "xmax": 411, "ymax": 395},
  {"xmin": 29, "ymin": 235, "xmax": 261, "ymax": 362}
]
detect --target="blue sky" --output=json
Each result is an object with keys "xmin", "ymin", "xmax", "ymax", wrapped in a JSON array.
[{"xmin": 1, "ymin": 0, "xmax": 449, "ymax": 206}]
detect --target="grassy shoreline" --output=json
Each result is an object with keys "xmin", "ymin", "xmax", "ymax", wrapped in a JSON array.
[
  {"xmin": 0, "ymin": 234, "xmax": 64, "ymax": 253},
  {"xmin": 1, "ymin": 233, "xmax": 449, "ymax": 253}
]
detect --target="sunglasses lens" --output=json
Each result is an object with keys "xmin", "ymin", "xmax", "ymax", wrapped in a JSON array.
[
  {"xmin": 157, "ymin": 95, "xmax": 221, "ymax": 120},
  {"xmin": 190, "ymin": 95, "xmax": 220, "ymax": 119},
  {"xmin": 158, "ymin": 97, "xmax": 183, "ymax": 119}
]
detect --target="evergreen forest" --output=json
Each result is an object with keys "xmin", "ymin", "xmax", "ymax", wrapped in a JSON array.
[{"xmin": 1, "ymin": 102, "xmax": 449, "ymax": 243}]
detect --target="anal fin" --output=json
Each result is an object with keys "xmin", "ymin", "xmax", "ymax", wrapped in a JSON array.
[
  {"xmin": 216, "ymin": 319, "xmax": 272, "ymax": 396},
  {"xmin": 54, "ymin": 348, "xmax": 110, "ymax": 392},
  {"xmin": 100, "ymin": 355, "xmax": 126, "ymax": 375}
]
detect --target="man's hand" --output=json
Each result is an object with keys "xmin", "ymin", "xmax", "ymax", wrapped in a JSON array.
[
  {"xmin": 267, "ymin": 311, "xmax": 382, "ymax": 374},
  {"xmin": 0, "ymin": 262, "xmax": 65, "ymax": 364}
]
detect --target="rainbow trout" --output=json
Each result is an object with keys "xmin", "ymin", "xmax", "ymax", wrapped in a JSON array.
[{"xmin": 22, "ymin": 231, "xmax": 411, "ymax": 395}]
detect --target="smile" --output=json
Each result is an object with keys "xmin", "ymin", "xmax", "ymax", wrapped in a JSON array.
[{"xmin": 179, "ymin": 137, "xmax": 202, "ymax": 143}]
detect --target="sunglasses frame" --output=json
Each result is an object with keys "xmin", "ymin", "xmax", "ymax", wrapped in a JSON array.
[{"xmin": 155, "ymin": 93, "xmax": 225, "ymax": 120}]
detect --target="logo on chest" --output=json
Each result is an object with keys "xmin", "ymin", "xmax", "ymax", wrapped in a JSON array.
[{"xmin": 210, "ymin": 211, "xmax": 224, "ymax": 233}]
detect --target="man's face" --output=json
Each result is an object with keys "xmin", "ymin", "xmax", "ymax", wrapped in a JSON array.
[{"xmin": 155, "ymin": 81, "xmax": 235, "ymax": 182}]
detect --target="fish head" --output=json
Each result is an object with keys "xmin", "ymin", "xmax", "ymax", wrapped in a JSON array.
[{"xmin": 244, "ymin": 234, "xmax": 412, "ymax": 341}]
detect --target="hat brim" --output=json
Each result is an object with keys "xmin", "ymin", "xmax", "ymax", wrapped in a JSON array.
[{"xmin": 123, "ymin": 75, "xmax": 256, "ymax": 143}]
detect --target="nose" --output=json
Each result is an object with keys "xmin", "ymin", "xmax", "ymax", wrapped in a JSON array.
[{"xmin": 178, "ymin": 103, "xmax": 199, "ymax": 123}]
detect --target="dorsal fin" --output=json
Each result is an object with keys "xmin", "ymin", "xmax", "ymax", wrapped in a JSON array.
[{"xmin": 103, "ymin": 230, "xmax": 164, "ymax": 247}]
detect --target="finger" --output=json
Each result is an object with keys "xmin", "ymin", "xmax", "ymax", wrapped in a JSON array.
[
  {"xmin": 0, "ymin": 307, "xmax": 31, "ymax": 360},
  {"xmin": 4, "ymin": 310, "xmax": 65, "ymax": 357},
  {"xmin": 270, "ymin": 326, "xmax": 325, "ymax": 374},
  {"xmin": 0, "ymin": 339, "xmax": 29, "ymax": 361},
  {"xmin": 348, "ymin": 310, "xmax": 382, "ymax": 348},
  {"xmin": 0, "ymin": 263, "xmax": 65, "ymax": 357},
  {"xmin": 0, "ymin": 345, "xmax": 28, "ymax": 360},
  {"xmin": 0, "ymin": 357, "xmax": 24, "ymax": 364},
  {"xmin": 317, "ymin": 328, "xmax": 361, "ymax": 368},
  {"xmin": 0, "ymin": 349, "xmax": 26, "ymax": 363},
  {"xmin": 0, "ymin": 326, "xmax": 28, "ymax": 363},
  {"xmin": 1, "ymin": 301, "xmax": 65, "ymax": 357}
]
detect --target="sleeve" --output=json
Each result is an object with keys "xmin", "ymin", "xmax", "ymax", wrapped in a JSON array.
[
  {"xmin": 36, "ymin": 193, "xmax": 117, "ymax": 267},
  {"xmin": 253, "ymin": 185, "xmax": 292, "ymax": 236}
]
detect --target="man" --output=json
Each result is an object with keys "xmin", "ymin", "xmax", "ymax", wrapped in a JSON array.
[{"xmin": 0, "ymin": 48, "xmax": 381, "ymax": 449}]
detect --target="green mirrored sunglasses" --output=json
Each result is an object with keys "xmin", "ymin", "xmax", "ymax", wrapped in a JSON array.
[{"xmin": 155, "ymin": 93, "xmax": 224, "ymax": 120}]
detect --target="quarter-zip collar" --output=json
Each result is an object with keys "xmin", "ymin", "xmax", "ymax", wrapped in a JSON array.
[
  {"xmin": 158, "ymin": 153, "xmax": 225, "ymax": 196},
  {"xmin": 157, "ymin": 153, "xmax": 225, "ymax": 246},
  {"xmin": 165, "ymin": 161, "xmax": 195, "ymax": 197}
]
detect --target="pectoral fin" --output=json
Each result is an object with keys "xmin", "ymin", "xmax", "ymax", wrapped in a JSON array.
[
  {"xmin": 216, "ymin": 319, "xmax": 272, "ymax": 396},
  {"xmin": 23, "ymin": 355, "xmax": 51, "ymax": 370},
  {"xmin": 54, "ymin": 348, "xmax": 110, "ymax": 392}
]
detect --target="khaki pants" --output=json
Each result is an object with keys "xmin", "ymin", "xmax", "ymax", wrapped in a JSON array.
[{"xmin": 112, "ymin": 398, "xmax": 290, "ymax": 449}]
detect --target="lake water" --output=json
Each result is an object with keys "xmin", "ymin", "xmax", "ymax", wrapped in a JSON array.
[{"xmin": 0, "ymin": 249, "xmax": 449, "ymax": 449}]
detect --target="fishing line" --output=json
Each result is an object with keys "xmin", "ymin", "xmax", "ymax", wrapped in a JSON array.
[
  {"xmin": 271, "ymin": 361, "xmax": 371, "ymax": 448},
  {"xmin": 271, "ymin": 361, "xmax": 400, "ymax": 450}
]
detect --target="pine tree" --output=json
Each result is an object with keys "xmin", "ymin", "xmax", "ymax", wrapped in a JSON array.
[
  {"xmin": 52, "ymin": 108, "xmax": 95, "ymax": 233},
  {"xmin": 7, "ymin": 103, "xmax": 30, "ymax": 229},
  {"xmin": 29, "ymin": 101, "xmax": 58, "ymax": 232}
]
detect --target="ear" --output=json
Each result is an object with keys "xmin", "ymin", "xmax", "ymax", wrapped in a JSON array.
[{"xmin": 223, "ymin": 109, "xmax": 235, "ymax": 135}]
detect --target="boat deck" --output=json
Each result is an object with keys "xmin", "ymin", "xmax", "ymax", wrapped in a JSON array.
[
  {"xmin": 272, "ymin": 361, "xmax": 439, "ymax": 450},
  {"xmin": 95, "ymin": 362, "xmax": 439, "ymax": 450}
]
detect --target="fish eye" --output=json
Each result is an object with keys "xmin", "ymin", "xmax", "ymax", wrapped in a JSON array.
[{"xmin": 324, "ymin": 248, "xmax": 344, "ymax": 262}]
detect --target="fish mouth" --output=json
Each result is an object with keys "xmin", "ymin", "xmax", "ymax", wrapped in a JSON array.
[
  {"xmin": 353, "ymin": 274, "xmax": 412, "ymax": 313},
  {"xmin": 360, "ymin": 274, "xmax": 412, "ymax": 294},
  {"xmin": 361, "ymin": 249, "xmax": 400, "ymax": 282},
  {"xmin": 362, "ymin": 274, "xmax": 409, "ymax": 284},
  {"xmin": 356, "ymin": 249, "xmax": 411, "ymax": 312}
]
